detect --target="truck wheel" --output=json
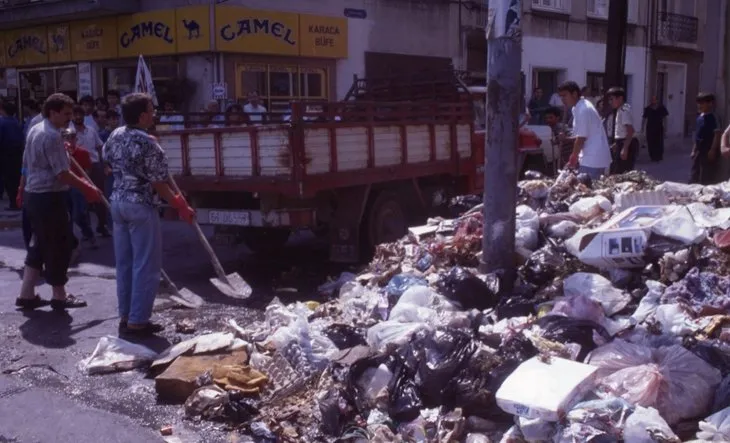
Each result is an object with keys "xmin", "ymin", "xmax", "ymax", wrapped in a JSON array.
[
  {"xmin": 239, "ymin": 228, "xmax": 291, "ymax": 255},
  {"xmin": 366, "ymin": 191, "xmax": 408, "ymax": 250}
]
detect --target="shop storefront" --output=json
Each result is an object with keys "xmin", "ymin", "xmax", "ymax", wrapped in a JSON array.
[
  {"xmin": 216, "ymin": 6, "xmax": 348, "ymax": 113},
  {"xmin": 0, "ymin": 4, "xmax": 349, "ymax": 116}
]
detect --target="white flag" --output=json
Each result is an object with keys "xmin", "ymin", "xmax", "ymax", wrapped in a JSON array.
[{"xmin": 134, "ymin": 55, "xmax": 158, "ymax": 106}]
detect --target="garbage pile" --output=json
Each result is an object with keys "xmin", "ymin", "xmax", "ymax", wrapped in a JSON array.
[{"xmin": 81, "ymin": 170, "xmax": 730, "ymax": 442}]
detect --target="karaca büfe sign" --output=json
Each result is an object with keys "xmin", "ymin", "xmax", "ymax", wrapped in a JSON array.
[
  {"xmin": 220, "ymin": 18, "xmax": 296, "ymax": 46},
  {"xmin": 308, "ymin": 24, "xmax": 340, "ymax": 48},
  {"xmin": 120, "ymin": 21, "xmax": 174, "ymax": 48},
  {"xmin": 81, "ymin": 27, "xmax": 103, "ymax": 50}
]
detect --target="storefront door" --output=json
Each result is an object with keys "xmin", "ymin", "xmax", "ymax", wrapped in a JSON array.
[{"xmin": 17, "ymin": 65, "xmax": 78, "ymax": 120}]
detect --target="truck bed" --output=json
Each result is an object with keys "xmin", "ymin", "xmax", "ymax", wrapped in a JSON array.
[{"xmin": 156, "ymin": 101, "xmax": 477, "ymax": 197}]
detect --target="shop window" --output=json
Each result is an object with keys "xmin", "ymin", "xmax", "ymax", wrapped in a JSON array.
[
  {"xmin": 236, "ymin": 64, "xmax": 328, "ymax": 114},
  {"xmin": 104, "ymin": 60, "xmax": 179, "ymax": 104}
]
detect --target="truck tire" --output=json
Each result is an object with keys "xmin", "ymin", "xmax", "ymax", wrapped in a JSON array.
[
  {"xmin": 239, "ymin": 228, "xmax": 291, "ymax": 255},
  {"xmin": 365, "ymin": 191, "xmax": 408, "ymax": 251}
]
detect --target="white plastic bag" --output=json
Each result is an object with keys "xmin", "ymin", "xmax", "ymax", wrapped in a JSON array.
[
  {"xmin": 587, "ymin": 339, "xmax": 722, "ymax": 424},
  {"xmin": 516, "ymin": 205, "xmax": 540, "ymax": 250},
  {"xmin": 623, "ymin": 406, "xmax": 679, "ymax": 443},
  {"xmin": 563, "ymin": 273, "xmax": 631, "ymax": 316},
  {"xmin": 569, "ymin": 196, "xmax": 611, "ymax": 220},
  {"xmin": 650, "ymin": 206, "xmax": 706, "ymax": 244},
  {"xmin": 697, "ymin": 406, "xmax": 730, "ymax": 441},
  {"xmin": 546, "ymin": 220, "xmax": 580, "ymax": 239},
  {"xmin": 78, "ymin": 336, "xmax": 158, "ymax": 375},
  {"xmin": 631, "ymin": 280, "xmax": 665, "ymax": 323},
  {"xmin": 650, "ymin": 303, "xmax": 703, "ymax": 336},
  {"xmin": 366, "ymin": 321, "xmax": 432, "ymax": 352}
]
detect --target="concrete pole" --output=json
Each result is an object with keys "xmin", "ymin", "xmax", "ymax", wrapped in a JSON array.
[
  {"xmin": 481, "ymin": 0, "xmax": 522, "ymax": 288},
  {"xmin": 602, "ymin": 0, "xmax": 628, "ymax": 115}
]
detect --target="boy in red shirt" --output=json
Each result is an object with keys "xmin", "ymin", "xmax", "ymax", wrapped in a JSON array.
[{"xmin": 63, "ymin": 128, "xmax": 96, "ymax": 247}]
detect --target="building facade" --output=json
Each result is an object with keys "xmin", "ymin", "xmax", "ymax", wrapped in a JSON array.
[
  {"xmin": 0, "ymin": 0, "xmax": 466, "ymax": 116},
  {"xmin": 520, "ymin": 0, "xmax": 650, "ymax": 113}
]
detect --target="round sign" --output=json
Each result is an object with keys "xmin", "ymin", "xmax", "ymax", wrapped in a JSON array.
[{"xmin": 212, "ymin": 84, "xmax": 226, "ymax": 98}]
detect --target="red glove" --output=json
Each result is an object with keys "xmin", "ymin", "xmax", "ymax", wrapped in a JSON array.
[
  {"xmin": 16, "ymin": 188, "xmax": 22, "ymax": 208},
  {"xmin": 171, "ymin": 194, "xmax": 195, "ymax": 224},
  {"xmin": 78, "ymin": 179, "xmax": 102, "ymax": 203},
  {"xmin": 567, "ymin": 152, "xmax": 579, "ymax": 169}
]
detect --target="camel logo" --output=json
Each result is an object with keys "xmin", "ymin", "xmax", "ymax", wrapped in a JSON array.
[
  {"xmin": 51, "ymin": 32, "xmax": 66, "ymax": 52},
  {"xmin": 182, "ymin": 19, "xmax": 201, "ymax": 39}
]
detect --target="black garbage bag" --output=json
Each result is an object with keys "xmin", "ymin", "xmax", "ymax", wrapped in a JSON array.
[
  {"xmin": 522, "ymin": 245, "xmax": 567, "ymax": 287},
  {"xmin": 347, "ymin": 354, "xmax": 392, "ymax": 412},
  {"xmin": 684, "ymin": 337, "xmax": 730, "ymax": 376},
  {"xmin": 449, "ymin": 194, "xmax": 482, "ymax": 217},
  {"xmin": 536, "ymin": 315, "xmax": 611, "ymax": 362},
  {"xmin": 388, "ymin": 363, "xmax": 423, "ymax": 423},
  {"xmin": 318, "ymin": 388, "xmax": 353, "ymax": 436},
  {"xmin": 407, "ymin": 329, "xmax": 476, "ymax": 407},
  {"xmin": 495, "ymin": 283, "xmax": 538, "ymax": 319},
  {"xmin": 437, "ymin": 267, "xmax": 500, "ymax": 310},
  {"xmin": 498, "ymin": 333, "xmax": 539, "ymax": 361},
  {"xmin": 324, "ymin": 324, "xmax": 367, "ymax": 350},
  {"xmin": 713, "ymin": 375, "xmax": 730, "ymax": 413},
  {"xmin": 222, "ymin": 391, "xmax": 260, "ymax": 422}
]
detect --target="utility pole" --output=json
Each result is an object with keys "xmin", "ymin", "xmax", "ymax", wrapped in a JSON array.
[
  {"xmin": 602, "ymin": 0, "xmax": 628, "ymax": 114},
  {"xmin": 481, "ymin": 0, "xmax": 522, "ymax": 288}
]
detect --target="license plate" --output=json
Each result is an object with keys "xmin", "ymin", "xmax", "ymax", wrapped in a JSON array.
[{"xmin": 208, "ymin": 210, "xmax": 251, "ymax": 226}]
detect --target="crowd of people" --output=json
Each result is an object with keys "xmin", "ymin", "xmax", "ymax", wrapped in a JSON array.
[
  {"xmin": 6, "ymin": 91, "xmax": 194, "ymax": 338},
  {"xmin": 526, "ymin": 80, "xmax": 730, "ymax": 184}
]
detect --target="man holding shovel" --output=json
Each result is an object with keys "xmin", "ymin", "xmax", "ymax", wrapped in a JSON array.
[{"xmin": 103, "ymin": 92, "xmax": 195, "ymax": 337}]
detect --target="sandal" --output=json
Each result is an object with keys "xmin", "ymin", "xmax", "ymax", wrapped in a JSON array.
[
  {"xmin": 15, "ymin": 296, "xmax": 51, "ymax": 310},
  {"xmin": 50, "ymin": 295, "xmax": 88, "ymax": 311},
  {"xmin": 119, "ymin": 322, "xmax": 164, "ymax": 337}
]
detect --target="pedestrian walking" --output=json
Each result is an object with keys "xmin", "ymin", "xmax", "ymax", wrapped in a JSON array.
[
  {"xmin": 15, "ymin": 93, "xmax": 103, "ymax": 311},
  {"xmin": 557, "ymin": 81, "xmax": 612, "ymax": 180},
  {"xmin": 0, "ymin": 100, "xmax": 24, "ymax": 210},
  {"xmin": 605, "ymin": 87, "xmax": 639, "ymax": 174},
  {"xmin": 642, "ymin": 96, "xmax": 669, "ymax": 162},
  {"xmin": 690, "ymin": 92, "xmax": 723, "ymax": 185},
  {"xmin": 103, "ymin": 92, "xmax": 194, "ymax": 336}
]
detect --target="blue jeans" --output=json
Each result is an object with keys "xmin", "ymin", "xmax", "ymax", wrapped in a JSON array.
[
  {"xmin": 111, "ymin": 201, "xmax": 162, "ymax": 324},
  {"xmin": 579, "ymin": 165, "xmax": 606, "ymax": 180},
  {"xmin": 69, "ymin": 188, "xmax": 94, "ymax": 239},
  {"xmin": 105, "ymin": 174, "xmax": 114, "ymax": 229}
]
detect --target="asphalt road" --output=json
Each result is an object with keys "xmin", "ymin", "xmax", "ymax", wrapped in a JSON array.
[{"xmin": 0, "ymin": 220, "xmax": 340, "ymax": 443}]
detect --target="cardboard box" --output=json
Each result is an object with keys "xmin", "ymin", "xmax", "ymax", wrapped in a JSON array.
[{"xmin": 496, "ymin": 356, "xmax": 598, "ymax": 422}]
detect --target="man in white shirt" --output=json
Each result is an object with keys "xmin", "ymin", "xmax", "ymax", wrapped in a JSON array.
[
  {"xmin": 71, "ymin": 105, "xmax": 110, "ymax": 237},
  {"xmin": 79, "ymin": 95, "xmax": 99, "ymax": 132},
  {"xmin": 244, "ymin": 92, "xmax": 267, "ymax": 123},
  {"xmin": 605, "ymin": 87, "xmax": 638, "ymax": 174},
  {"xmin": 558, "ymin": 81, "xmax": 612, "ymax": 180}
]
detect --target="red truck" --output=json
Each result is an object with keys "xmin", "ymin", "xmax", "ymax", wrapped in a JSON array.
[{"xmin": 156, "ymin": 73, "xmax": 543, "ymax": 262}]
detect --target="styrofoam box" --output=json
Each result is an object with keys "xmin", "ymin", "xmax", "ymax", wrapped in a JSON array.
[{"xmin": 495, "ymin": 356, "xmax": 598, "ymax": 422}]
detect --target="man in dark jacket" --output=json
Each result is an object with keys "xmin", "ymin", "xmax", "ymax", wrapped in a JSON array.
[{"xmin": 0, "ymin": 100, "xmax": 25, "ymax": 210}]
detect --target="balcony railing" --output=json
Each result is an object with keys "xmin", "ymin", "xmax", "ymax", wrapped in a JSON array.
[{"xmin": 655, "ymin": 11, "xmax": 699, "ymax": 46}]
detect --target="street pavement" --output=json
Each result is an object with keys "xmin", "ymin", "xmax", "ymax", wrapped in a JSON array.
[
  {"xmin": 0, "ymin": 141, "xmax": 704, "ymax": 442},
  {"xmin": 0, "ymin": 217, "xmax": 335, "ymax": 443}
]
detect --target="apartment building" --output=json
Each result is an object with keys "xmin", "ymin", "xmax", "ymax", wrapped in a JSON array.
[
  {"xmin": 522, "ymin": 0, "xmax": 649, "ymax": 112},
  {"xmin": 0, "ymin": 0, "xmax": 465, "ymax": 114}
]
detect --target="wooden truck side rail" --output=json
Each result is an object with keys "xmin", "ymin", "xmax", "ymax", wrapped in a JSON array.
[{"xmin": 156, "ymin": 100, "xmax": 477, "ymax": 198}]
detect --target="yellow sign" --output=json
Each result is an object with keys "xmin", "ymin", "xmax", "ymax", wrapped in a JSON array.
[
  {"xmin": 175, "ymin": 5, "xmax": 211, "ymax": 53},
  {"xmin": 71, "ymin": 18, "xmax": 118, "ymax": 61},
  {"xmin": 299, "ymin": 14, "xmax": 348, "ymax": 58},
  {"xmin": 47, "ymin": 24, "xmax": 71, "ymax": 63},
  {"xmin": 117, "ymin": 10, "xmax": 177, "ymax": 57},
  {"xmin": 216, "ymin": 6, "xmax": 299, "ymax": 56},
  {"xmin": 4, "ymin": 27, "xmax": 48, "ymax": 66}
]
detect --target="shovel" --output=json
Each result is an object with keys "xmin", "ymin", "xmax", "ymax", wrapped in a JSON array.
[
  {"xmin": 68, "ymin": 156, "xmax": 204, "ymax": 309},
  {"xmin": 168, "ymin": 176, "xmax": 253, "ymax": 299}
]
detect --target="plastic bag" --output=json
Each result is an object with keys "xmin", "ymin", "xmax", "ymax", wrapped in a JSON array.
[
  {"xmin": 78, "ymin": 336, "xmax": 158, "ymax": 375},
  {"xmin": 437, "ymin": 267, "xmax": 500, "ymax": 310},
  {"xmin": 650, "ymin": 303, "xmax": 702, "ymax": 336},
  {"xmin": 551, "ymin": 295, "xmax": 606, "ymax": 325},
  {"xmin": 631, "ymin": 280, "xmax": 666, "ymax": 323},
  {"xmin": 389, "ymin": 286, "xmax": 458, "ymax": 324},
  {"xmin": 651, "ymin": 206, "xmax": 707, "ymax": 245},
  {"xmin": 367, "ymin": 321, "xmax": 432, "ymax": 352},
  {"xmin": 546, "ymin": 220, "xmax": 580, "ymax": 239},
  {"xmin": 714, "ymin": 375, "xmax": 730, "ymax": 413},
  {"xmin": 339, "ymin": 282, "xmax": 383, "ymax": 325},
  {"xmin": 388, "ymin": 364, "xmax": 423, "ymax": 423},
  {"xmin": 563, "ymin": 273, "xmax": 631, "ymax": 316},
  {"xmin": 522, "ymin": 245, "xmax": 567, "ymax": 287},
  {"xmin": 323, "ymin": 324, "xmax": 367, "ymax": 350},
  {"xmin": 516, "ymin": 205, "xmax": 540, "ymax": 251},
  {"xmin": 554, "ymin": 397, "xmax": 634, "ymax": 443},
  {"xmin": 568, "ymin": 196, "xmax": 611, "ymax": 220},
  {"xmin": 536, "ymin": 315, "xmax": 611, "ymax": 362},
  {"xmin": 385, "ymin": 273, "xmax": 428, "ymax": 301},
  {"xmin": 685, "ymin": 338, "xmax": 730, "ymax": 377},
  {"xmin": 587, "ymin": 339, "xmax": 723, "ymax": 424},
  {"xmin": 622, "ymin": 406, "xmax": 679, "ymax": 443},
  {"xmin": 697, "ymin": 407, "xmax": 730, "ymax": 441}
]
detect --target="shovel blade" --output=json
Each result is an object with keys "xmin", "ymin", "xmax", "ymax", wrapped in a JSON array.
[
  {"xmin": 210, "ymin": 272, "xmax": 252, "ymax": 299},
  {"xmin": 170, "ymin": 287, "xmax": 205, "ymax": 309}
]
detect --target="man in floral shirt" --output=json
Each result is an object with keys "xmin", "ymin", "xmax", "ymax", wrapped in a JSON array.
[{"xmin": 103, "ymin": 93, "xmax": 194, "ymax": 337}]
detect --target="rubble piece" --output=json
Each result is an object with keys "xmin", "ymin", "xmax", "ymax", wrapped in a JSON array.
[
  {"xmin": 496, "ymin": 356, "xmax": 598, "ymax": 422},
  {"xmin": 78, "ymin": 336, "xmax": 158, "ymax": 375},
  {"xmin": 159, "ymin": 426, "xmax": 173, "ymax": 436},
  {"xmin": 155, "ymin": 351, "xmax": 249, "ymax": 402}
]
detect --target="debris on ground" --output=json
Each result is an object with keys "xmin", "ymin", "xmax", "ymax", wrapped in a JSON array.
[{"xmin": 79, "ymin": 170, "xmax": 730, "ymax": 441}]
